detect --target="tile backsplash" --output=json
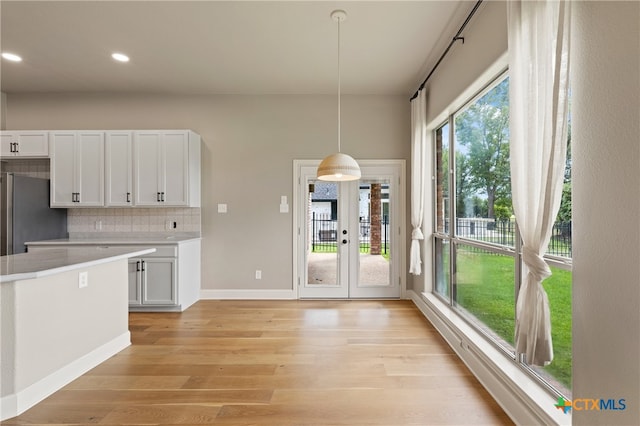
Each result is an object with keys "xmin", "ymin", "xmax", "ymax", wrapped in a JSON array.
[
  {"xmin": 68, "ymin": 207, "xmax": 201, "ymax": 234},
  {"xmin": 0, "ymin": 159, "xmax": 50, "ymax": 178}
]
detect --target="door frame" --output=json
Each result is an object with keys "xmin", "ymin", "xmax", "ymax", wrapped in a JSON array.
[{"xmin": 292, "ymin": 159, "xmax": 406, "ymax": 299}]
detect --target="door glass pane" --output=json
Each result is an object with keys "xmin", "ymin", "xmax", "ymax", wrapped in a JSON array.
[
  {"xmin": 307, "ymin": 180, "xmax": 339, "ymax": 286},
  {"xmin": 357, "ymin": 179, "xmax": 390, "ymax": 287}
]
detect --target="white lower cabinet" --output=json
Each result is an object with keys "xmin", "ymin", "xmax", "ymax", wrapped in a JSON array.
[
  {"xmin": 129, "ymin": 256, "xmax": 177, "ymax": 306},
  {"xmin": 125, "ymin": 242, "xmax": 200, "ymax": 311},
  {"xmin": 26, "ymin": 239, "xmax": 201, "ymax": 312}
]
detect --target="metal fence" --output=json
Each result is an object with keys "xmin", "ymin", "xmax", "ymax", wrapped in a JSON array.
[
  {"xmin": 311, "ymin": 213, "xmax": 389, "ymax": 254},
  {"xmin": 311, "ymin": 214, "xmax": 571, "ymax": 258},
  {"xmin": 452, "ymin": 218, "xmax": 572, "ymax": 258}
]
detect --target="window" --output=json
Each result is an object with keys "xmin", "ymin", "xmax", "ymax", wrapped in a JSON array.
[{"xmin": 433, "ymin": 73, "xmax": 572, "ymax": 397}]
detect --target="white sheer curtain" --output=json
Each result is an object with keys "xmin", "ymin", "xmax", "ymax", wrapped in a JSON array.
[
  {"xmin": 508, "ymin": 0, "xmax": 571, "ymax": 366},
  {"xmin": 409, "ymin": 89, "xmax": 427, "ymax": 275}
]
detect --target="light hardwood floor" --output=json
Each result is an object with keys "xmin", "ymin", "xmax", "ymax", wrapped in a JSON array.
[{"xmin": 5, "ymin": 300, "xmax": 513, "ymax": 425}]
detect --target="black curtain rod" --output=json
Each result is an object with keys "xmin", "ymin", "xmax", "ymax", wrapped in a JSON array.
[{"xmin": 410, "ymin": 0, "xmax": 484, "ymax": 101}]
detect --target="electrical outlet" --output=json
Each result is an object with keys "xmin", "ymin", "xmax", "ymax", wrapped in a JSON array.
[
  {"xmin": 255, "ymin": 270, "xmax": 262, "ymax": 280},
  {"xmin": 78, "ymin": 271, "xmax": 88, "ymax": 288}
]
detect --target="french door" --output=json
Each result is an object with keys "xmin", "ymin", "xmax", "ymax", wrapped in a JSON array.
[{"xmin": 294, "ymin": 160, "xmax": 405, "ymax": 298}]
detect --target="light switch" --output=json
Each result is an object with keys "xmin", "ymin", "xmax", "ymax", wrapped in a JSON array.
[{"xmin": 218, "ymin": 203, "xmax": 228, "ymax": 213}]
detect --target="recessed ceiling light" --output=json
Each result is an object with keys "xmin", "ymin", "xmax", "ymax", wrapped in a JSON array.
[
  {"xmin": 111, "ymin": 53, "xmax": 130, "ymax": 62},
  {"xmin": 2, "ymin": 52, "xmax": 22, "ymax": 62}
]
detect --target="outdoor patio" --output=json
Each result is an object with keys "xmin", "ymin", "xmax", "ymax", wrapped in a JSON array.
[{"xmin": 307, "ymin": 252, "xmax": 390, "ymax": 286}]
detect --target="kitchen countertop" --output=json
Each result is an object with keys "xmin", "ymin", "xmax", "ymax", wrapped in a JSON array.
[
  {"xmin": 0, "ymin": 246, "xmax": 156, "ymax": 283},
  {"xmin": 25, "ymin": 233, "xmax": 201, "ymax": 246}
]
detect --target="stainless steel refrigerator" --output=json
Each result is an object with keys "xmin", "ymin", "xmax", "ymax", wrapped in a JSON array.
[{"xmin": 1, "ymin": 173, "xmax": 67, "ymax": 255}]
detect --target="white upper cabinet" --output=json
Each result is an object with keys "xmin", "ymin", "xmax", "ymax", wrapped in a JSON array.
[
  {"xmin": 105, "ymin": 131, "xmax": 133, "ymax": 207},
  {"xmin": 134, "ymin": 130, "xmax": 200, "ymax": 207},
  {"xmin": 0, "ymin": 131, "xmax": 49, "ymax": 157},
  {"xmin": 50, "ymin": 131, "xmax": 104, "ymax": 207}
]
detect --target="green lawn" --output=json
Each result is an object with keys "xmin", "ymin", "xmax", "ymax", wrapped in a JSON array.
[
  {"xmin": 455, "ymin": 249, "xmax": 572, "ymax": 390},
  {"xmin": 313, "ymin": 243, "xmax": 390, "ymax": 260}
]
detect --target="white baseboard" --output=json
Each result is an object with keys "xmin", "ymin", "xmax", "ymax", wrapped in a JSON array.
[
  {"xmin": 407, "ymin": 290, "xmax": 570, "ymax": 426},
  {"xmin": 200, "ymin": 289, "xmax": 297, "ymax": 300},
  {"xmin": 0, "ymin": 332, "xmax": 130, "ymax": 421}
]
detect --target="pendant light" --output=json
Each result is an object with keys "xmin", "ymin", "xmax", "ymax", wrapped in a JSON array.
[{"xmin": 317, "ymin": 10, "xmax": 361, "ymax": 182}]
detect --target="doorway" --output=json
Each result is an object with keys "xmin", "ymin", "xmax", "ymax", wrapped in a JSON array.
[{"xmin": 294, "ymin": 160, "xmax": 405, "ymax": 298}]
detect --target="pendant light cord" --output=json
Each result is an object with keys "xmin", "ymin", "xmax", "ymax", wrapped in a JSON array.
[{"xmin": 337, "ymin": 15, "xmax": 342, "ymax": 154}]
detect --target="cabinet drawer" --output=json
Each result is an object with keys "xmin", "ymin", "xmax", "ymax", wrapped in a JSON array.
[{"xmin": 146, "ymin": 246, "xmax": 177, "ymax": 257}]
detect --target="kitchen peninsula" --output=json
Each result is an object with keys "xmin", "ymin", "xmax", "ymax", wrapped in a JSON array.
[
  {"xmin": 26, "ymin": 234, "xmax": 201, "ymax": 312},
  {"xmin": 0, "ymin": 246, "xmax": 155, "ymax": 421}
]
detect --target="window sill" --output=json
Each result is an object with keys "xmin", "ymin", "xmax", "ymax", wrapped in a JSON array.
[{"xmin": 408, "ymin": 290, "xmax": 570, "ymax": 426}]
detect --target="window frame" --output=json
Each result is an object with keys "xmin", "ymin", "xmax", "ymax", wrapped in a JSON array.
[{"xmin": 431, "ymin": 69, "xmax": 572, "ymax": 399}]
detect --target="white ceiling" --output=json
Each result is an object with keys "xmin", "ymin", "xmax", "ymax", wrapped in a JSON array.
[{"xmin": 0, "ymin": 1, "xmax": 470, "ymax": 96}]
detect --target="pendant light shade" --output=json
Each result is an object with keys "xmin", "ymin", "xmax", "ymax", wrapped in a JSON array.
[
  {"xmin": 317, "ymin": 152, "xmax": 361, "ymax": 181},
  {"xmin": 317, "ymin": 10, "xmax": 361, "ymax": 182}
]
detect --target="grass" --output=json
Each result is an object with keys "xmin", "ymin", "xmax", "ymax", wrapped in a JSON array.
[
  {"xmin": 455, "ymin": 249, "xmax": 572, "ymax": 391},
  {"xmin": 312, "ymin": 243, "xmax": 390, "ymax": 260}
]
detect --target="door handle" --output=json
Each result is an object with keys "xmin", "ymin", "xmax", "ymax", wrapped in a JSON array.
[
  {"xmin": 136, "ymin": 260, "xmax": 141, "ymax": 272},
  {"xmin": 160, "ymin": 192, "xmax": 165, "ymax": 202},
  {"xmin": 157, "ymin": 192, "xmax": 161, "ymax": 202},
  {"xmin": 126, "ymin": 192, "xmax": 131, "ymax": 203}
]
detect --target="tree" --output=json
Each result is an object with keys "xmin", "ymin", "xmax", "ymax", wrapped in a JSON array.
[
  {"xmin": 455, "ymin": 78, "xmax": 511, "ymax": 219},
  {"xmin": 557, "ymin": 110, "xmax": 572, "ymax": 224}
]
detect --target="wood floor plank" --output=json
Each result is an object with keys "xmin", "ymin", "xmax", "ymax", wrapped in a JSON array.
[{"xmin": 6, "ymin": 300, "xmax": 512, "ymax": 425}]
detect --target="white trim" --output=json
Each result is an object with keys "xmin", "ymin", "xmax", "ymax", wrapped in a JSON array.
[
  {"xmin": 0, "ymin": 332, "xmax": 130, "ymax": 421},
  {"xmin": 200, "ymin": 289, "xmax": 297, "ymax": 300},
  {"xmin": 293, "ymin": 159, "xmax": 406, "ymax": 299},
  {"xmin": 407, "ymin": 290, "xmax": 570, "ymax": 426}
]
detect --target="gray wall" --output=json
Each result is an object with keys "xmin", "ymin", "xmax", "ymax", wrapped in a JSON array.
[
  {"xmin": 1, "ymin": 92, "xmax": 6, "ymax": 129},
  {"xmin": 4, "ymin": 94, "xmax": 410, "ymax": 291},
  {"xmin": 572, "ymin": 2, "xmax": 640, "ymax": 424}
]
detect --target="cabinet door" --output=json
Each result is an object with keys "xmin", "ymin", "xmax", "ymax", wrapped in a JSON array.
[
  {"xmin": 134, "ymin": 132, "xmax": 162, "ymax": 206},
  {"xmin": 0, "ymin": 133, "xmax": 14, "ymax": 156},
  {"xmin": 76, "ymin": 132, "xmax": 104, "ymax": 206},
  {"xmin": 50, "ymin": 132, "xmax": 77, "ymax": 206},
  {"xmin": 142, "ymin": 257, "xmax": 177, "ymax": 305},
  {"xmin": 128, "ymin": 259, "xmax": 142, "ymax": 305},
  {"xmin": 106, "ymin": 131, "xmax": 133, "ymax": 206},
  {"xmin": 162, "ymin": 131, "xmax": 189, "ymax": 206},
  {"xmin": 15, "ymin": 132, "xmax": 49, "ymax": 157}
]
